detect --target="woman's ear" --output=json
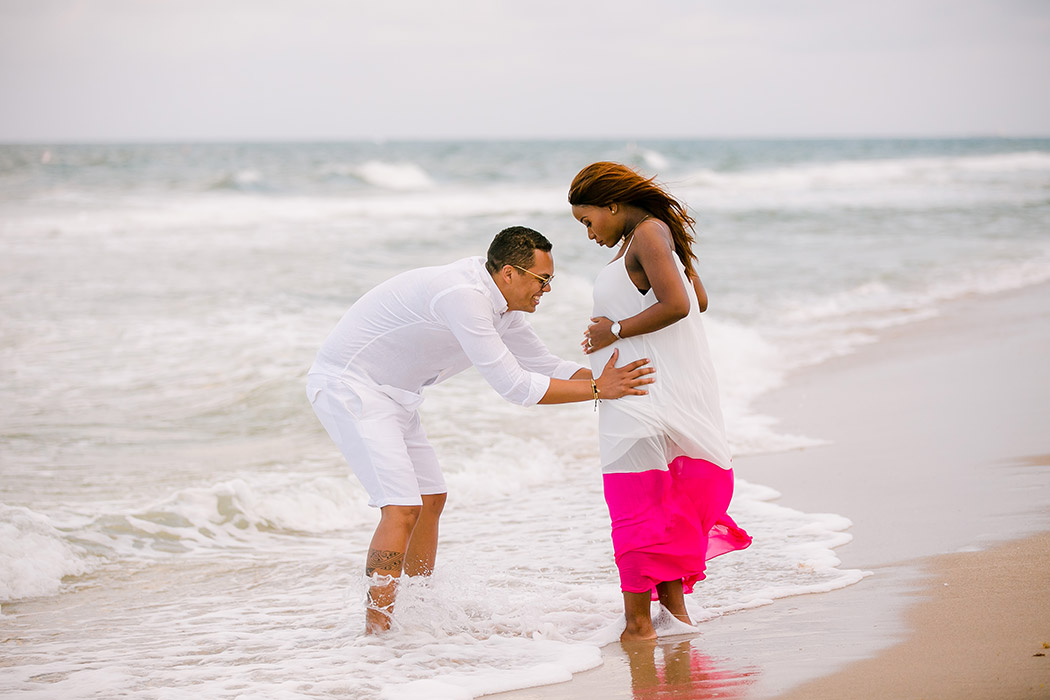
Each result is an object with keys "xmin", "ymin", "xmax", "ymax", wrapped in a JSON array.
[{"xmin": 609, "ymin": 204, "xmax": 618, "ymax": 215}]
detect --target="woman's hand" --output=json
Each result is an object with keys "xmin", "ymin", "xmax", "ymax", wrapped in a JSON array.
[
  {"xmin": 595, "ymin": 349, "xmax": 654, "ymax": 398},
  {"xmin": 582, "ymin": 316, "xmax": 617, "ymax": 355}
]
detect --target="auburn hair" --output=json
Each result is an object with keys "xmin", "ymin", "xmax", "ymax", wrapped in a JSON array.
[{"xmin": 568, "ymin": 161, "xmax": 698, "ymax": 278}]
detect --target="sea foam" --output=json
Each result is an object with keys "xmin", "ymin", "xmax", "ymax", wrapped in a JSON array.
[{"xmin": 0, "ymin": 504, "xmax": 94, "ymax": 605}]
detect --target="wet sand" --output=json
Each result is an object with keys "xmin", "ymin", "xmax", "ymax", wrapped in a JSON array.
[{"xmin": 778, "ymin": 531, "xmax": 1050, "ymax": 700}]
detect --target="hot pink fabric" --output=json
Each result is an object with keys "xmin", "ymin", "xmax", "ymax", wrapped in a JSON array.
[{"xmin": 603, "ymin": 457, "xmax": 752, "ymax": 600}]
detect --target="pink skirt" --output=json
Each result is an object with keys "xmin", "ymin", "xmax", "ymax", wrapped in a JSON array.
[{"xmin": 603, "ymin": 456, "xmax": 752, "ymax": 600}]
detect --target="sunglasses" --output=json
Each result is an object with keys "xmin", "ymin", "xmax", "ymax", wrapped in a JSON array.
[{"xmin": 510, "ymin": 264, "xmax": 554, "ymax": 289}]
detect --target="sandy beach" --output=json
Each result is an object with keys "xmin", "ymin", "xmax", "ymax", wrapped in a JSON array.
[{"xmin": 489, "ymin": 280, "xmax": 1050, "ymax": 700}]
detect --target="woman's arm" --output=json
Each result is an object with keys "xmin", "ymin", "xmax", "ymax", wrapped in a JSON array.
[
  {"xmin": 689, "ymin": 273, "xmax": 708, "ymax": 312},
  {"xmin": 584, "ymin": 221, "xmax": 692, "ymax": 354}
]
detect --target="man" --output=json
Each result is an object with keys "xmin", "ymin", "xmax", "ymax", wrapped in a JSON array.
[{"xmin": 306, "ymin": 226, "xmax": 653, "ymax": 633}]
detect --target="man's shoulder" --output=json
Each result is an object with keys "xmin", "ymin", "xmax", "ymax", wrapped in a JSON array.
[
  {"xmin": 428, "ymin": 257, "xmax": 491, "ymax": 294},
  {"xmin": 378, "ymin": 257, "xmax": 478, "ymax": 292},
  {"xmin": 446, "ymin": 255, "xmax": 487, "ymax": 280},
  {"xmin": 423, "ymin": 258, "xmax": 490, "ymax": 308}
]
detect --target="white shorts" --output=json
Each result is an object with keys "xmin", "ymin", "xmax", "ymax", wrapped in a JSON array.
[{"xmin": 306, "ymin": 375, "xmax": 446, "ymax": 508}]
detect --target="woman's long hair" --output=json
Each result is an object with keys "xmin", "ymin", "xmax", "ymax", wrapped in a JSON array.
[{"xmin": 568, "ymin": 161, "xmax": 698, "ymax": 278}]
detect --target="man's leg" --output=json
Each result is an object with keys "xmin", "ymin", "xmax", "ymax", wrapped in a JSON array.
[
  {"xmin": 307, "ymin": 379, "xmax": 438, "ymax": 634},
  {"xmin": 365, "ymin": 504, "xmax": 421, "ymax": 634},
  {"xmin": 404, "ymin": 492, "xmax": 447, "ymax": 577}
]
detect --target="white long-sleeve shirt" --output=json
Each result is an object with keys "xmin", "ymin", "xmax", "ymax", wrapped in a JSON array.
[{"xmin": 309, "ymin": 257, "xmax": 584, "ymax": 408}]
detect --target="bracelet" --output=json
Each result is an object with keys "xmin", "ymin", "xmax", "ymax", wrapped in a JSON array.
[{"xmin": 590, "ymin": 379, "xmax": 602, "ymax": 411}]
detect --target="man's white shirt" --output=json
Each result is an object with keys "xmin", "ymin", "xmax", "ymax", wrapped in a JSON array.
[{"xmin": 309, "ymin": 257, "xmax": 583, "ymax": 408}]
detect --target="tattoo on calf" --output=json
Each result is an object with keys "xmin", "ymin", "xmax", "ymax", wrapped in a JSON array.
[{"xmin": 366, "ymin": 549, "xmax": 404, "ymax": 575}]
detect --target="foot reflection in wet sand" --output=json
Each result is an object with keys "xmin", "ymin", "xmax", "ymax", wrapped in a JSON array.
[{"xmin": 624, "ymin": 639, "xmax": 755, "ymax": 699}]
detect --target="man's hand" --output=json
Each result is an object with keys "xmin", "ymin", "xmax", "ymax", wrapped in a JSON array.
[{"xmin": 595, "ymin": 349, "xmax": 654, "ymax": 398}]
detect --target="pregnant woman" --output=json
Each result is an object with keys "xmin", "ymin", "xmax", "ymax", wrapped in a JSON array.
[{"xmin": 569, "ymin": 162, "xmax": 752, "ymax": 642}]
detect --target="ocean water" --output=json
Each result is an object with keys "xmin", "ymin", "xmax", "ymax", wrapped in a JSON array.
[{"xmin": 2, "ymin": 138, "xmax": 1049, "ymax": 699}]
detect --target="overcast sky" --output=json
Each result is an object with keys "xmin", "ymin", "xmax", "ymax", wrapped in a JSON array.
[{"xmin": 1, "ymin": 0, "xmax": 1048, "ymax": 142}]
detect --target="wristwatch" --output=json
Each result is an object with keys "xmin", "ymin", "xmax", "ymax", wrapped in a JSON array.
[{"xmin": 610, "ymin": 321, "xmax": 622, "ymax": 339}]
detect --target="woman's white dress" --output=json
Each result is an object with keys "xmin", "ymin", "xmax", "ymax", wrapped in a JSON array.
[{"xmin": 589, "ymin": 235, "xmax": 751, "ymax": 597}]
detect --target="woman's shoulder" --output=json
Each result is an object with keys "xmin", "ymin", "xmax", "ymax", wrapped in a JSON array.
[{"xmin": 629, "ymin": 218, "xmax": 675, "ymax": 255}]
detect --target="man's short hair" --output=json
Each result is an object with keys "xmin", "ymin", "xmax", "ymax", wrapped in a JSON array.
[{"xmin": 485, "ymin": 226, "xmax": 552, "ymax": 274}]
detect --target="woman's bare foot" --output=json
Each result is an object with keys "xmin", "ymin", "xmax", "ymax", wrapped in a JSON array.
[
  {"xmin": 620, "ymin": 623, "xmax": 658, "ymax": 643},
  {"xmin": 666, "ymin": 606, "xmax": 692, "ymax": 626},
  {"xmin": 656, "ymin": 580, "xmax": 692, "ymax": 626},
  {"xmin": 622, "ymin": 591, "xmax": 658, "ymax": 641}
]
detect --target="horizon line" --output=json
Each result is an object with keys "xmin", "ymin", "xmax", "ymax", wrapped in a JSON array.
[{"xmin": 3, "ymin": 133, "xmax": 1050, "ymax": 147}]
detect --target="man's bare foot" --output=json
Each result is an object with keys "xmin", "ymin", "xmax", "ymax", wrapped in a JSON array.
[
  {"xmin": 365, "ymin": 574, "xmax": 397, "ymax": 635},
  {"xmin": 364, "ymin": 605, "xmax": 393, "ymax": 634}
]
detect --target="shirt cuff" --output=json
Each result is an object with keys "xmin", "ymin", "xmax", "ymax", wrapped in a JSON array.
[
  {"xmin": 552, "ymin": 360, "xmax": 588, "ymax": 380},
  {"xmin": 522, "ymin": 372, "xmax": 551, "ymax": 407}
]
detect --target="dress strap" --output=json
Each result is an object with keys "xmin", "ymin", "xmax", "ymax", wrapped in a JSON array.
[{"xmin": 621, "ymin": 215, "xmax": 651, "ymax": 256}]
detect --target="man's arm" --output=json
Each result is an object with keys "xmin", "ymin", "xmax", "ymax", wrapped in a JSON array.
[
  {"xmin": 496, "ymin": 308, "xmax": 655, "ymax": 402},
  {"xmin": 537, "ymin": 350, "xmax": 652, "ymax": 404},
  {"xmin": 500, "ymin": 312, "xmax": 586, "ymax": 380},
  {"xmin": 433, "ymin": 289, "xmax": 555, "ymax": 406},
  {"xmin": 434, "ymin": 289, "xmax": 650, "ymax": 406}
]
